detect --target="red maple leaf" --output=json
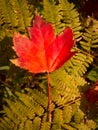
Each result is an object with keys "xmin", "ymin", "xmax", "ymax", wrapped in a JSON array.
[{"xmin": 11, "ymin": 14, "xmax": 76, "ymax": 73}]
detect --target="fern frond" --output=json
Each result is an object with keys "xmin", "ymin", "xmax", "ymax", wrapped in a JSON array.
[
  {"xmin": 51, "ymin": 108, "xmax": 63, "ymax": 130},
  {"xmin": 16, "ymin": 92, "xmax": 44, "ymax": 116},
  {"xmin": 62, "ymin": 124, "xmax": 76, "ymax": 130},
  {"xmin": 32, "ymin": 117, "xmax": 41, "ymax": 130},
  {"xmin": 0, "ymin": 86, "xmax": 96, "ymax": 130},
  {"xmin": 63, "ymin": 105, "xmax": 72, "ymax": 123},
  {"xmin": 70, "ymin": 122, "xmax": 96, "ymax": 130},
  {"xmin": 80, "ymin": 18, "xmax": 98, "ymax": 52},
  {"xmin": 74, "ymin": 109, "xmax": 84, "ymax": 123},
  {"xmin": 50, "ymin": 69, "xmax": 85, "ymax": 105},
  {"xmin": 43, "ymin": 0, "xmax": 82, "ymax": 40},
  {"xmin": 59, "ymin": 0, "xmax": 82, "ymax": 40},
  {"xmin": 31, "ymin": 89, "xmax": 48, "ymax": 108},
  {"xmin": 0, "ymin": 116, "xmax": 15, "ymax": 130},
  {"xmin": 43, "ymin": 0, "xmax": 64, "ymax": 35},
  {"xmin": 0, "ymin": 0, "xmax": 34, "ymax": 36},
  {"xmin": 3, "ymin": 105, "xmax": 19, "ymax": 124},
  {"xmin": 24, "ymin": 120, "xmax": 33, "ymax": 130},
  {"xmin": 40, "ymin": 113, "xmax": 51, "ymax": 130},
  {"xmin": 7, "ymin": 99, "xmax": 35, "ymax": 120},
  {"xmin": 64, "ymin": 52, "xmax": 93, "ymax": 77},
  {"xmin": 0, "ymin": 93, "xmax": 39, "ymax": 130}
]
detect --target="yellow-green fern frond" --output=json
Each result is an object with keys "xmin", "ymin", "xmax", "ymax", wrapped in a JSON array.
[
  {"xmin": 16, "ymin": 92, "xmax": 44, "ymax": 116},
  {"xmin": 0, "ymin": 0, "xmax": 34, "ymax": 38},
  {"xmin": 43, "ymin": 0, "xmax": 64, "ymax": 35},
  {"xmin": 43, "ymin": 0, "xmax": 81, "ymax": 40},
  {"xmin": 59, "ymin": 0, "xmax": 82, "ymax": 40},
  {"xmin": 80, "ymin": 17, "xmax": 98, "ymax": 53},
  {"xmin": 64, "ymin": 52, "xmax": 93, "ymax": 77}
]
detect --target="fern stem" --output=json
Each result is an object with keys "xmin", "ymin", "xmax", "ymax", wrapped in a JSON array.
[{"xmin": 47, "ymin": 72, "xmax": 51, "ymax": 122}]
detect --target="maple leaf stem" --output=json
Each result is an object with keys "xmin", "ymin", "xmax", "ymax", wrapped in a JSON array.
[{"xmin": 47, "ymin": 72, "xmax": 51, "ymax": 122}]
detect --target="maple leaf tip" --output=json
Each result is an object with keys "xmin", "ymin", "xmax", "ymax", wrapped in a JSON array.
[
  {"xmin": 12, "ymin": 46, "xmax": 14, "ymax": 50},
  {"xmin": 13, "ymin": 32, "xmax": 20, "ymax": 37},
  {"xmin": 10, "ymin": 59, "xmax": 19, "ymax": 67},
  {"xmin": 34, "ymin": 13, "xmax": 43, "ymax": 22}
]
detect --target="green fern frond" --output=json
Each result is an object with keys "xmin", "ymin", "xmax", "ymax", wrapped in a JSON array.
[
  {"xmin": 0, "ymin": 93, "xmax": 40, "ymax": 130},
  {"xmin": 40, "ymin": 114, "xmax": 51, "ymax": 130},
  {"xmin": 43, "ymin": 0, "xmax": 81, "ymax": 40},
  {"xmin": 53, "ymin": 108, "xmax": 63, "ymax": 124},
  {"xmin": 16, "ymin": 92, "xmax": 44, "ymax": 116},
  {"xmin": 64, "ymin": 52, "xmax": 93, "ymax": 77},
  {"xmin": 70, "ymin": 122, "xmax": 96, "ymax": 130},
  {"xmin": 3, "ymin": 105, "xmax": 19, "ymax": 124},
  {"xmin": 0, "ymin": 116, "xmax": 16, "ymax": 130},
  {"xmin": 59, "ymin": 0, "xmax": 82, "ymax": 40},
  {"xmin": 40, "ymin": 122, "xmax": 50, "ymax": 130},
  {"xmin": 50, "ymin": 69, "xmax": 85, "ymax": 105},
  {"xmin": 62, "ymin": 124, "xmax": 76, "ymax": 130},
  {"xmin": 74, "ymin": 109, "xmax": 84, "ymax": 123},
  {"xmin": 80, "ymin": 18, "xmax": 98, "ymax": 52},
  {"xmin": 51, "ymin": 108, "xmax": 63, "ymax": 130},
  {"xmin": 0, "ymin": 0, "xmax": 34, "ymax": 37},
  {"xmin": 63, "ymin": 105, "xmax": 72, "ymax": 123},
  {"xmin": 24, "ymin": 120, "xmax": 33, "ymax": 130},
  {"xmin": 0, "ymin": 87, "xmax": 96, "ymax": 130},
  {"xmin": 31, "ymin": 89, "xmax": 48, "ymax": 108},
  {"xmin": 32, "ymin": 117, "xmax": 41, "ymax": 130},
  {"xmin": 43, "ymin": 0, "xmax": 64, "ymax": 35}
]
